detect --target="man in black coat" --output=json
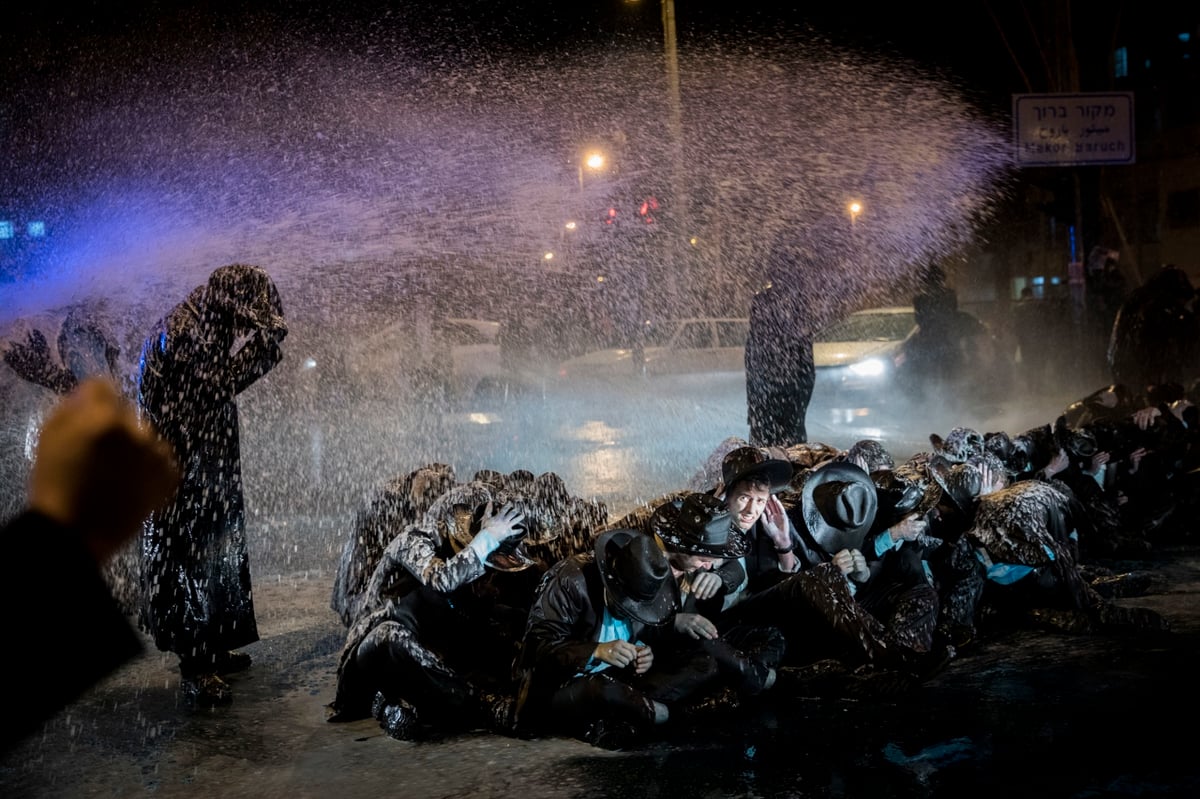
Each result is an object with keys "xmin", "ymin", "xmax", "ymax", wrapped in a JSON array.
[
  {"xmin": 1108, "ymin": 264, "xmax": 1200, "ymax": 395},
  {"xmin": 328, "ymin": 483, "xmax": 538, "ymax": 739},
  {"xmin": 745, "ymin": 279, "xmax": 814, "ymax": 447},
  {"xmin": 514, "ymin": 528, "xmax": 718, "ymax": 747},
  {"xmin": 137, "ymin": 263, "xmax": 287, "ymax": 707}
]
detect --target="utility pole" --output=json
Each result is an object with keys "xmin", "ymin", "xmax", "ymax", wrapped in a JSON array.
[{"xmin": 661, "ymin": 0, "xmax": 685, "ymax": 310}]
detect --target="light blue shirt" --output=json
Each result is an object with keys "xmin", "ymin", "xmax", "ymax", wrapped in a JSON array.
[{"xmin": 578, "ymin": 608, "xmax": 635, "ymax": 676}]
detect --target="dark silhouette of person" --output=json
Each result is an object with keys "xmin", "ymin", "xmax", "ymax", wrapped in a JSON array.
[
  {"xmin": 136, "ymin": 263, "xmax": 287, "ymax": 707},
  {"xmin": 1012, "ymin": 286, "xmax": 1051, "ymax": 394},
  {"xmin": 1, "ymin": 301, "xmax": 122, "ymax": 396},
  {"xmin": 3, "ymin": 377, "xmax": 180, "ymax": 754},
  {"xmin": 746, "ymin": 277, "xmax": 814, "ymax": 447},
  {"xmin": 1107, "ymin": 264, "xmax": 1200, "ymax": 396}
]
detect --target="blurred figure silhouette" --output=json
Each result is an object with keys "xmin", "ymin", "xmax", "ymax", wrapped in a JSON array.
[
  {"xmin": 1107, "ymin": 264, "xmax": 1200, "ymax": 396},
  {"xmin": 1012, "ymin": 287, "xmax": 1052, "ymax": 395},
  {"xmin": 746, "ymin": 276, "xmax": 814, "ymax": 447},
  {"xmin": 5, "ymin": 377, "xmax": 179, "ymax": 753}
]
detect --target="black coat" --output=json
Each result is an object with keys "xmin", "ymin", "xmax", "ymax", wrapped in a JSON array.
[
  {"xmin": 1108, "ymin": 267, "xmax": 1200, "ymax": 390},
  {"xmin": 745, "ymin": 285, "xmax": 814, "ymax": 447},
  {"xmin": 515, "ymin": 553, "xmax": 676, "ymax": 725},
  {"xmin": 136, "ymin": 265, "xmax": 285, "ymax": 658}
]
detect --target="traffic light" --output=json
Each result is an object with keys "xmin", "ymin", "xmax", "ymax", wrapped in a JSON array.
[
  {"xmin": 604, "ymin": 207, "xmax": 618, "ymax": 226},
  {"xmin": 638, "ymin": 196, "xmax": 658, "ymax": 224}
]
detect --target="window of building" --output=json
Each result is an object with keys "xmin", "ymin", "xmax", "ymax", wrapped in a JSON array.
[
  {"xmin": 1114, "ymin": 46, "xmax": 1128, "ymax": 78},
  {"xmin": 26, "ymin": 221, "xmax": 46, "ymax": 238},
  {"xmin": 0, "ymin": 221, "xmax": 13, "ymax": 239}
]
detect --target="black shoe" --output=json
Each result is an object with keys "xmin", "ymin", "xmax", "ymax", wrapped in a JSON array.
[
  {"xmin": 181, "ymin": 673, "xmax": 233, "ymax": 708},
  {"xmin": 581, "ymin": 720, "xmax": 642, "ymax": 751},
  {"xmin": 1089, "ymin": 571, "xmax": 1166, "ymax": 599},
  {"xmin": 775, "ymin": 658, "xmax": 851, "ymax": 695},
  {"xmin": 679, "ymin": 687, "xmax": 741, "ymax": 718},
  {"xmin": 372, "ymin": 694, "xmax": 420, "ymax": 741},
  {"xmin": 1026, "ymin": 607, "xmax": 1095, "ymax": 635},
  {"xmin": 841, "ymin": 665, "xmax": 918, "ymax": 699},
  {"xmin": 935, "ymin": 622, "xmax": 976, "ymax": 651},
  {"xmin": 1093, "ymin": 602, "xmax": 1171, "ymax": 635},
  {"xmin": 477, "ymin": 692, "xmax": 516, "ymax": 734},
  {"xmin": 214, "ymin": 650, "xmax": 253, "ymax": 675}
]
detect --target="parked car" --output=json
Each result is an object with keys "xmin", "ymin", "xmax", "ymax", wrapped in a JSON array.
[
  {"xmin": 812, "ymin": 306, "xmax": 917, "ymax": 403},
  {"xmin": 341, "ymin": 316, "xmax": 509, "ymax": 407},
  {"xmin": 553, "ymin": 317, "xmax": 750, "ymax": 380},
  {"xmin": 812, "ymin": 304, "xmax": 1011, "ymax": 408}
]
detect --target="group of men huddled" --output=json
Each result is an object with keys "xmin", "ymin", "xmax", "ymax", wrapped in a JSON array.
[{"xmin": 326, "ymin": 380, "xmax": 1193, "ymax": 747}]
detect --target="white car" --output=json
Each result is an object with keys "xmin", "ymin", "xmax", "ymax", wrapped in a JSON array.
[
  {"xmin": 812, "ymin": 306, "xmax": 917, "ymax": 401},
  {"xmin": 341, "ymin": 316, "xmax": 508, "ymax": 406},
  {"xmin": 554, "ymin": 318, "xmax": 750, "ymax": 380}
]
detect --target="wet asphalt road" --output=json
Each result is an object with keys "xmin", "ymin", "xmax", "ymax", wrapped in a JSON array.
[{"xmin": 1, "ymin": 544, "xmax": 1196, "ymax": 798}]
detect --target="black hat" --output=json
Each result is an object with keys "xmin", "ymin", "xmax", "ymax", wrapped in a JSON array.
[
  {"xmin": 983, "ymin": 432, "xmax": 1030, "ymax": 476},
  {"xmin": 206, "ymin": 264, "xmax": 287, "ymax": 334},
  {"xmin": 1053, "ymin": 415, "xmax": 1098, "ymax": 460},
  {"xmin": 930, "ymin": 427, "xmax": 985, "ymax": 464},
  {"xmin": 649, "ymin": 493, "xmax": 746, "ymax": 558},
  {"xmin": 870, "ymin": 465, "xmax": 941, "ymax": 528},
  {"xmin": 800, "ymin": 462, "xmax": 878, "ymax": 555},
  {"xmin": 845, "ymin": 439, "xmax": 895, "ymax": 473},
  {"xmin": 928, "ymin": 458, "xmax": 982, "ymax": 515},
  {"xmin": 721, "ymin": 446, "xmax": 793, "ymax": 494},
  {"xmin": 594, "ymin": 529, "xmax": 680, "ymax": 626}
]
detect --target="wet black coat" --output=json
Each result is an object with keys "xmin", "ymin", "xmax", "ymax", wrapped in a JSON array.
[
  {"xmin": 1107, "ymin": 267, "xmax": 1200, "ymax": 391},
  {"xmin": 745, "ymin": 284, "xmax": 814, "ymax": 447},
  {"xmin": 137, "ymin": 264, "xmax": 285, "ymax": 659}
]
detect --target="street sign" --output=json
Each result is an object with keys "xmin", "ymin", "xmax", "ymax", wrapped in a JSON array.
[{"xmin": 1013, "ymin": 92, "xmax": 1135, "ymax": 167}]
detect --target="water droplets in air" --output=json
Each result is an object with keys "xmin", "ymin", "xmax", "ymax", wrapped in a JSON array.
[{"xmin": 1, "ymin": 10, "xmax": 1016, "ymax": 571}]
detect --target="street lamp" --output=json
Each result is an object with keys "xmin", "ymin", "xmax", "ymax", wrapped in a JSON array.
[
  {"xmin": 847, "ymin": 200, "xmax": 864, "ymax": 226},
  {"xmin": 578, "ymin": 150, "xmax": 607, "ymax": 190}
]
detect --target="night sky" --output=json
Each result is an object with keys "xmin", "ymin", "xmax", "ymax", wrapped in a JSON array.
[{"xmin": 0, "ymin": 2, "xmax": 1029, "ymax": 95}]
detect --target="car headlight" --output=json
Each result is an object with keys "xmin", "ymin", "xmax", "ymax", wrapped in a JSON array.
[{"xmin": 847, "ymin": 357, "xmax": 886, "ymax": 378}]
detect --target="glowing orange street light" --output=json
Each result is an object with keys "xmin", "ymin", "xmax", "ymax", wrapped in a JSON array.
[
  {"xmin": 578, "ymin": 149, "xmax": 607, "ymax": 190},
  {"xmin": 847, "ymin": 200, "xmax": 864, "ymax": 225}
]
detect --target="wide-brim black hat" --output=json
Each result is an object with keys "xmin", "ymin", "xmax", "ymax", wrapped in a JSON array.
[
  {"xmin": 927, "ymin": 457, "xmax": 983, "ymax": 515},
  {"xmin": 800, "ymin": 462, "xmax": 878, "ymax": 555},
  {"xmin": 649, "ymin": 492, "xmax": 746, "ymax": 558},
  {"xmin": 871, "ymin": 465, "xmax": 941, "ymax": 528},
  {"xmin": 594, "ymin": 529, "xmax": 679, "ymax": 626},
  {"xmin": 721, "ymin": 446, "xmax": 793, "ymax": 494}
]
